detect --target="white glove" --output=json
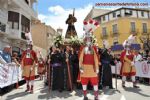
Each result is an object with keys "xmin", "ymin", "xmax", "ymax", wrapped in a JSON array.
[
  {"xmin": 30, "ymin": 67, "xmax": 33, "ymax": 71},
  {"xmin": 80, "ymin": 69, "xmax": 84, "ymax": 73},
  {"xmin": 96, "ymin": 69, "xmax": 99, "ymax": 74},
  {"xmin": 131, "ymin": 61, "xmax": 134, "ymax": 66}
]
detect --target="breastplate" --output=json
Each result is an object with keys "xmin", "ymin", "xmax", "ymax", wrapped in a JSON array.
[{"xmin": 84, "ymin": 46, "xmax": 94, "ymax": 54}]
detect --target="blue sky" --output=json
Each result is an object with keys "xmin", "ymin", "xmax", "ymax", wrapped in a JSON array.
[
  {"xmin": 37, "ymin": 0, "xmax": 150, "ymax": 37},
  {"xmin": 38, "ymin": 0, "xmax": 149, "ymax": 14}
]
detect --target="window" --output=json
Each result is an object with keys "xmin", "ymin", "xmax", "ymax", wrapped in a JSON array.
[
  {"xmin": 21, "ymin": 15, "xmax": 30, "ymax": 33},
  {"xmin": 141, "ymin": 11, "xmax": 144, "ymax": 17},
  {"xmin": 24, "ymin": 0, "xmax": 29, "ymax": 5},
  {"xmin": 14, "ymin": 22, "xmax": 19, "ymax": 29},
  {"xmin": 130, "ymin": 10, "xmax": 133, "ymax": 15},
  {"xmin": 0, "ymin": 22, "xmax": 6, "ymax": 32},
  {"xmin": 21, "ymin": 32, "xmax": 26, "ymax": 40},
  {"xmin": 47, "ymin": 33, "xmax": 50, "ymax": 37},
  {"xmin": 112, "ymin": 24, "xmax": 117, "ymax": 34},
  {"xmin": 103, "ymin": 16, "xmax": 105, "ymax": 21},
  {"xmin": 102, "ymin": 27, "xmax": 107, "ymax": 35},
  {"xmin": 8, "ymin": 11, "xmax": 19, "ymax": 29},
  {"xmin": 143, "ymin": 23, "xmax": 147, "ymax": 33},
  {"xmin": 113, "ymin": 12, "xmax": 116, "ymax": 18},
  {"xmin": 131, "ymin": 22, "xmax": 136, "ymax": 32},
  {"xmin": 21, "ymin": 15, "xmax": 30, "ymax": 40}
]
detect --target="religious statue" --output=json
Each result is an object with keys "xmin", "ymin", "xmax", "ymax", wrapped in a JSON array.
[{"xmin": 65, "ymin": 9, "xmax": 77, "ymax": 38}]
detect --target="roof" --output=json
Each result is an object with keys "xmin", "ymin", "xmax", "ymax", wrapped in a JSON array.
[
  {"xmin": 93, "ymin": 7, "xmax": 150, "ymax": 19},
  {"xmin": 84, "ymin": 8, "xmax": 111, "ymax": 21}
]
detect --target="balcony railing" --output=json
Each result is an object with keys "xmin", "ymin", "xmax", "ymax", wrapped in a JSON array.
[
  {"xmin": 130, "ymin": 29, "xmax": 139, "ymax": 35},
  {"xmin": 101, "ymin": 33, "xmax": 108, "ymax": 39},
  {"xmin": 7, "ymin": 28, "xmax": 20, "ymax": 39},
  {"xmin": 110, "ymin": 30, "xmax": 120, "ymax": 37},
  {"xmin": 142, "ymin": 29, "xmax": 150, "ymax": 35}
]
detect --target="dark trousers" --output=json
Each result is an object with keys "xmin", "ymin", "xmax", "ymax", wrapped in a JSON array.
[
  {"xmin": 102, "ymin": 64, "xmax": 113, "ymax": 88},
  {"xmin": 52, "ymin": 66, "xmax": 64, "ymax": 90}
]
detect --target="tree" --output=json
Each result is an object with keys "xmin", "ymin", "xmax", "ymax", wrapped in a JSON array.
[{"xmin": 140, "ymin": 33, "xmax": 150, "ymax": 50}]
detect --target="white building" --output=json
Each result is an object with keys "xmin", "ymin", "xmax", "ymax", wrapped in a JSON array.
[{"xmin": 0, "ymin": 0, "xmax": 37, "ymax": 55}]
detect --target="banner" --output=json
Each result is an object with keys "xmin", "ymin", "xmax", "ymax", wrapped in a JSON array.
[
  {"xmin": 111, "ymin": 61, "xmax": 150, "ymax": 78},
  {"xmin": 0, "ymin": 63, "xmax": 23, "ymax": 88},
  {"xmin": 134, "ymin": 61, "xmax": 150, "ymax": 78},
  {"xmin": 111, "ymin": 62, "xmax": 122, "ymax": 75}
]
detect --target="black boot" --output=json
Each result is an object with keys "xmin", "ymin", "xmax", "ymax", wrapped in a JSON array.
[
  {"xmin": 94, "ymin": 96, "xmax": 99, "ymax": 100},
  {"xmin": 133, "ymin": 82, "xmax": 139, "ymax": 88},
  {"xmin": 25, "ymin": 85, "xmax": 30, "ymax": 92},
  {"xmin": 83, "ymin": 96, "xmax": 88, "ymax": 100},
  {"xmin": 122, "ymin": 81, "xmax": 126, "ymax": 88},
  {"xmin": 30, "ymin": 85, "xmax": 34, "ymax": 94}
]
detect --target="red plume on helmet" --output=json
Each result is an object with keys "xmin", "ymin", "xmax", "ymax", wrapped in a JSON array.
[{"xmin": 83, "ymin": 19, "xmax": 99, "ymax": 33}]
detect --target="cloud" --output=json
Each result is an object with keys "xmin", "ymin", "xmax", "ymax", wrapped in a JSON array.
[
  {"xmin": 38, "ymin": 4, "xmax": 93, "ymax": 37},
  {"xmin": 38, "ymin": 14, "xmax": 48, "ymax": 21},
  {"xmin": 48, "ymin": 5, "xmax": 66, "ymax": 15}
]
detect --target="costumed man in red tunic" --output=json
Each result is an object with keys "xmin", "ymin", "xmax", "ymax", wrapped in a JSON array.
[
  {"xmin": 21, "ymin": 32, "xmax": 38, "ymax": 93},
  {"xmin": 120, "ymin": 35, "xmax": 139, "ymax": 88},
  {"xmin": 78, "ymin": 19, "xmax": 99, "ymax": 100},
  {"xmin": 38, "ymin": 57, "xmax": 45, "ymax": 80}
]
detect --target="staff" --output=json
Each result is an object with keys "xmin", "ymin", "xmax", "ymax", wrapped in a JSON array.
[{"xmin": 66, "ymin": 54, "xmax": 73, "ymax": 91}]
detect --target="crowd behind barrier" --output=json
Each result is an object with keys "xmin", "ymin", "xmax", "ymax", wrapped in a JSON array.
[
  {"xmin": 0, "ymin": 45, "xmax": 150, "ymax": 90},
  {"xmin": 111, "ymin": 61, "xmax": 150, "ymax": 78}
]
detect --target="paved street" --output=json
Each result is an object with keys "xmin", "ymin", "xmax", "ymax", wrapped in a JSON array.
[{"xmin": 1, "ymin": 78, "xmax": 150, "ymax": 100}]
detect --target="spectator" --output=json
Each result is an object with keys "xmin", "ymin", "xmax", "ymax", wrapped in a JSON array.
[
  {"xmin": 134, "ymin": 50, "xmax": 142, "ymax": 62},
  {"xmin": 12, "ymin": 52, "xmax": 20, "ymax": 66},
  {"xmin": 0, "ymin": 45, "xmax": 12, "ymax": 63},
  {"xmin": 0, "ymin": 50, "xmax": 7, "ymax": 64}
]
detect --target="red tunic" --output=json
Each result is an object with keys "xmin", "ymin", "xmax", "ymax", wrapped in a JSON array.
[
  {"xmin": 38, "ymin": 60, "xmax": 45, "ymax": 74},
  {"xmin": 120, "ymin": 50, "xmax": 136, "ymax": 76},
  {"xmin": 77, "ymin": 46, "xmax": 99, "ymax": 83},
  {"xmin": 21, "ymin": 50, "xmax": 38, "ymax": 80},
  {"xmin": 21, "ymin": 50, "xmax": 38, "ymax": 66}
]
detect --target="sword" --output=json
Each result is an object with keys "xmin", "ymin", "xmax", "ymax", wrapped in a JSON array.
[
  {"xmin": 66, "ymin": 59, "xmax": 73, "ymax": 91},
  {"xmin": 48, "ymin": 62, "xmax": 51, "ymax": 92}
]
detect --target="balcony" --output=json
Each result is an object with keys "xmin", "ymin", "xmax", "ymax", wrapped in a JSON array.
[
  {"xmin": 110, "ymin": 30, "xmax": 120, "ymax": 37},
  {"xmin": 101, "ymin": 33, "xmax": 108, "ymax": 39},
  {"xmin": 9, "ymin": 0, "xmax": 38, "ymax": 19},
  {"xmin": 7, "ymin": 28, "xmax": 20, "ymax": 39},
  {"xmin": 130, "ymin": 29, "xmax": 139, "ymax": 35},
  {"xmin": 142, "ymin": 29, "xmax": 150, "ymax": 35}
]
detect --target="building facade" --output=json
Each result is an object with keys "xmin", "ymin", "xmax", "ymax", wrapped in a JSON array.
[
  {"xmin": 0, "ymin": 0, "xmax": 38, "ymax": 55},
  {"xmin": 31, "ymin": 20, "xmax": 58, "ymax": 58},
  {"xmin": 84, "ymin": 7, "xmax": 111, "ymax": 21},
  {"xmin": 93, "ymin": 7, "xmax": 150, "ymax": 52}
]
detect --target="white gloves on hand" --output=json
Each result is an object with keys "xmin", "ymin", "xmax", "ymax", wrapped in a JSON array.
[
  {"xmin": 131, "ymin": 61, "xmax": 134, "ymax": 66},
  {"xmin": 30, "ymin": 67, "xmax": 33, "ymax": 71},
  {"xmin": 96, "ymin": 69, "xmax": 99, "ymax": 74},
  {"xmin": 80, "ymin": 69, "xmax": 84, "ymax": 73}
]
